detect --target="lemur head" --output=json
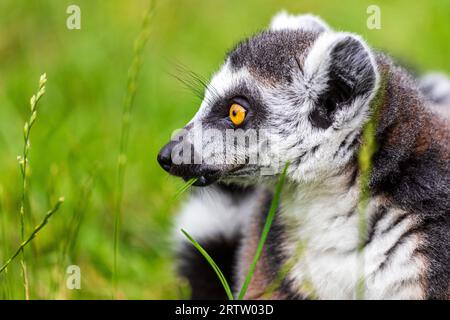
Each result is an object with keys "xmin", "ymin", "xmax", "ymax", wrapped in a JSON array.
[{"xmin": 158, "ymin": 12, "xmax": 380, "ymax": 186}]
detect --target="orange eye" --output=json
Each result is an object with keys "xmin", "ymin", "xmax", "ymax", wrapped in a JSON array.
[{"xmin": 229, "ymin": 103, "xmax": 246, "ymax": 126}]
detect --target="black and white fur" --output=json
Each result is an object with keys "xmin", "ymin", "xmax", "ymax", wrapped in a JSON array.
[{"xmin": 159, "ymin": 12, "xmax": 450, "ymax": 300}]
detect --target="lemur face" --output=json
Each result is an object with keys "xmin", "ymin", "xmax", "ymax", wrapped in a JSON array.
[{"xmin": 158, "ymin": 12, "xmax": 379, "ymax": 186}]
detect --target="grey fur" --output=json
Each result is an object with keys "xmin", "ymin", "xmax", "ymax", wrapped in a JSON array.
[{"xmin": 229, "ymin": 30, "xmax": 319, "ymax": 83}]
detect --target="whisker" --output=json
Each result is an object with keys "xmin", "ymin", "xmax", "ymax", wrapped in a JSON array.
[{"xmin": 168, "ymin": 61, "xmax": 222, "ymax": 112}]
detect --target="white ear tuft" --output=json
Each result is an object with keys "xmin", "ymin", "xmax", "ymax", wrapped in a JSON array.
[{"xmin": 269, "ymin": 11, "xmax": 330, "ymax": 33}]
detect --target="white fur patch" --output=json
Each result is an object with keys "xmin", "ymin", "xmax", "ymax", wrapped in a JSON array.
[
  {"xmin": 269, "ymin": 11, "xmax": 330, "ymax": 33},
  {"xmin": 174, "ymin": 185, "xmax": 258, "ymax": 244},
  {"xmin": 420, "ymin": 72, "xmax": 450, "ymax": 108},
  {"xmin": 281, "ymin": 178, "xmax": 424, "ymax": 299}
]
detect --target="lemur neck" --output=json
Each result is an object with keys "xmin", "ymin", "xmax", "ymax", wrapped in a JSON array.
[
  {"xmin": 276, "ymin": 64, "xmax": 387, "ymax": 242},
  {"xmin": 281, "ymin": 168, "xmax": 362, "ymax": 252},
  {"xmin": 277, "ymin": 55, "xmax": 448, "ymax": 249},
  {"xmin": 370, "ymin": 55, "xmax": 450, "ymax": 217}
]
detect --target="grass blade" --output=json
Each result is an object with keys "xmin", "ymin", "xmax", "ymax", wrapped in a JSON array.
[
  {"xmin": 0, "ymin": 197, "xmax": 64, "ymax": 274},
  {"xmin": 181, "ymin": 229, "xmax": 234, "ymax": 300},
  {"xmin": 237, "ymin": 162, "xmax": 289, "ymax": 300},
  {"xmin": 17, "ymin": 72, "xmax": 47, "ymax": 299},
  {"xmin": 355, "ymin": 70, "xmax": 389, "ymax": 299},
  {"xmin": 175, "ymin": 178, "xmax": 197, "ymax": 198},
  {"xmin": 51, "ymin": 171, "xmax": 96, "ymax": 298},
  {"xmin": 112, "ymin": 1, "xmax": 155, "ymax": 297}
]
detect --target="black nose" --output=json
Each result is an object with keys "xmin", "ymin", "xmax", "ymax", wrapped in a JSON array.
[{"xmin": 157, "ymin": 143, "xmax": 173, "ymax": 172}]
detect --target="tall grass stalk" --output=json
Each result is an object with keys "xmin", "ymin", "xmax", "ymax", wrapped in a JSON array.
[
  {"xmin": 0, "ymin": 197, "xmax": 64, "ymax": 274},
  {"xmin": 51, "ymin": 172, "xmax": 96, "ymax": 298},
  {"xmin": 356, "ymin": 70, "xmax": 389, "ymax": 299},
  {"xmin": 65, "ymin": 173, "xmax": 96, "ymax": 261},
  {"xmin": 112, "ymin": 1, "xmax": 154, "ymax": 297},
  {"xmin": 237, "ymin": 162, "xmax": 289, "ymax": 300},
  {"xmin": 16, "ymin": 73, "xmax": 47, "ymax": 299}
]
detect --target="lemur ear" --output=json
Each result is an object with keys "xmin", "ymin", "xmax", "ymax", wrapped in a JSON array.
[
  {"xmin": 269, "ymin": 11, "xmax": 330, "ymax": 33},
  {"xmin": 303, "ymin": 32, "xmax": 378, "ymax": 129}
]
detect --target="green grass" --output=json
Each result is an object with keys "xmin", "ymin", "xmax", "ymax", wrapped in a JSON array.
[
  {"xmin": 0, "ymin": 197, "xmax": 64, "ymax": 274},
  {"xmin": 16, "ymin": 73, "xmax": 47, "ymax": 299},
  {"xmin": 181, "ymin": 163, "xmax": 289, "ymax": 300},
  {"xmin": 0, "ymin": 0, "xmax": 449, "ymax": 299},
  {"xmin": 0, "ymin": 73, "xmax": 65, "ymax": 300},
  {"xmin": 237, "ymin": 162, "xmax": 289, "ymax": 300},
  {"xmin": 355, "ymin": 68, "xmax": 390, "ymax": 299},
  {"xmin": 175, "ymin": 178, "xmax": 197, "ymax": 198},
  {"xmin": 112, "ymin": 1, "xmax": 154, "ymax": 298},
  {"xmin": 181, "ymin": 229, "xmax": 234, "ymax": 300}
]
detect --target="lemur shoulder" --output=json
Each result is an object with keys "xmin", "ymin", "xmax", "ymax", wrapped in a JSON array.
[{"xmin": 158, "ymin": 12, "xmax": 450, "ymax": 299}]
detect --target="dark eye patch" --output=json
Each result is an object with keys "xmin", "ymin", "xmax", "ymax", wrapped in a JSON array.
[{"xmin": 203, "ymin": 82, "xmax": 267, "ymax": 130}]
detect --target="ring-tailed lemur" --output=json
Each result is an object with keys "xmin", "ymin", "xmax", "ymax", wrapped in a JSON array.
[{"xmin": 158, "ymin": 12, "xmax": 450, "ymax": 299}]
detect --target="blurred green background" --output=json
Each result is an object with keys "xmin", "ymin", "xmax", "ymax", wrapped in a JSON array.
[{"xmin": 0, "ymin": 0, "xmax": 449, "ymax": 299}]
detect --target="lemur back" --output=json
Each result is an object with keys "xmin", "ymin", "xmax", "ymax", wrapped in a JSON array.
[{"xmin": 160, "ymin": 12, "xmax": 450, "ymax": 300}]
